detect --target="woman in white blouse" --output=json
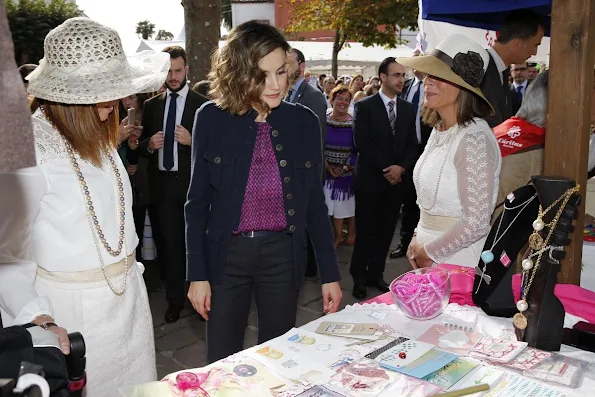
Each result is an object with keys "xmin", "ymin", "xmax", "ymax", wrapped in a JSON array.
[
  {"xmin": 0, "ymin": 18, "xmax": 168, "ymax": 396},
  {"xmin": 398, "ymin": 34, "xmax": 501, "ymax": 268}
]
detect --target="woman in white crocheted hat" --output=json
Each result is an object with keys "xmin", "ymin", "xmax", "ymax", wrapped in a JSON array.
[{"xmin": 0, "ymin": 17, "xmax": 169, "ymax": 396}]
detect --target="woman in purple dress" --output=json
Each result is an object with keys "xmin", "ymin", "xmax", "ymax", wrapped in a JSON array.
[{"xmin": 324, "ymin": 85, "xmax": 357, "ymax": 247}]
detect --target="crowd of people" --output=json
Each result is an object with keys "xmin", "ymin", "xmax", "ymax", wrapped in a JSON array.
[{"xmin": 3, "ymin": 7, "xmax": 595, "ymax": 397}]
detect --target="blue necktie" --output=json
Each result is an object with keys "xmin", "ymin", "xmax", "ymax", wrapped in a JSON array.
[
  {"xmin": 411, "ymin": 83, "xmax": 421, "ymax": 115},
  {"xmin": 163, "ymin": 92, "xmax": 178, "ymax": 171},
  {"xmin": 515, "ymin": 85, "xmax": 523, "ymax": 103}
]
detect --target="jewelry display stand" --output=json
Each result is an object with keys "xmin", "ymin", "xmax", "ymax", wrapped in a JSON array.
[
  {"xmin": 518, "ymin": 176, "xmax": 581, "ymax": 351},
  {"xmin": 473, "ymin": 185, "xmax": 540, "ymax": 317}
]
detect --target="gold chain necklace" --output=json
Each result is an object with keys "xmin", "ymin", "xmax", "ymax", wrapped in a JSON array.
[
  {"xmin": 528, "ymin": 189, "xmax": 577, "ymax": 250},
  {"xmin": 513, "ymin": 186, "xmax": 579, "ymax": 330},
  {"xmin": 63, "ymin": 139, "xmax": 128, "ymax": 296}
]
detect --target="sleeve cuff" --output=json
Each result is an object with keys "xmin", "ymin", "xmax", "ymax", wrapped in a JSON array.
[
  {"xmin": 186, "ymin": 253, "xmax": 207, "ymax": 282},
  {"xmin": 11, "ymin": 296, "xmax": 54, "ymax": 326}
]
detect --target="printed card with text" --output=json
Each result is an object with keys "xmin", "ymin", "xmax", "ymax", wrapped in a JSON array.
[
  {"xmin": 497, "ymin": 347, "xmax": 552, "ymax": 371},
  {"xmin": 470, "ymin": 338, "xmax": 527, "ymax": 363},
  {"xmin": 376, "ymin": 340, "xmax": 435, "ymax": 370}
]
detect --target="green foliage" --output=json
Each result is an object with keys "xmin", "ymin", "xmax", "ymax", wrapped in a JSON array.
[
  {"xmin": 136, "ymin": 20, "xmax": 156, "ymax": 40},
  {"xmin": 6, "ymin": 0, "xmax": 82, "ymax": 65},
  {"xmin": 155, "ymin": 29, "xmax": 174, "ymax": 41}
]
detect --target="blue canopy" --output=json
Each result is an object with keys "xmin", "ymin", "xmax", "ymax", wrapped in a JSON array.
[{"xmin": 421, "ymin": 0, "xmax": 551, "ymax": 35}]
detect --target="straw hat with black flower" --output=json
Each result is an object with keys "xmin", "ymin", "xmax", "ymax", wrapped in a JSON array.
[{"xmin": 398, "ymin": 34, "xmax": 494, "ymax": 115}]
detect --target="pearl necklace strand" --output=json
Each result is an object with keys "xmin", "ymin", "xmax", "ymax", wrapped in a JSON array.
[{"xmin": 63, "ymin": 139, "xmax": 129, "ymax": 296}]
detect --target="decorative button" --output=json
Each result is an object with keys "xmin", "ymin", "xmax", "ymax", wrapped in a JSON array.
[
  {"xmin": 286, "ymin": 193, "xmax": 293, "ymax": 199},
  {"xmin": 272, "ymin": 130, "xmax": 279, "ymax": 137},
  {"xmin": 284, "ymin": 176, "xmax": 290, "ymax": 183},
  {"xmin": 214, "ymin": 157, "xmax": 221, "ymax": 164},
  {"xmin": 305, "ymin": 161, "xmax": 311, "ymax": 168},
  {"xmin": 288, "ymin": 209, "xmax": 295, "ymax": 216},
  {"xmin": 276, "ymin": 144, "xmax": 283, "ymax": 151},
  {"xmin": 280, "ymin": 160, "xmax": 287, "ymax": 167},
  {"xmin": 289, "ymin": 225, "xmax": 296, "ymax": 232}
]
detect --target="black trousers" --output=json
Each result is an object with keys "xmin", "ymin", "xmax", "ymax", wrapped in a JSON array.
[
  {"xmin": 350, "ymin": 183, "xmax": 404, "ymax": 286},
  {"xmin": 157, "ymin": 172, "xmax": 188, "ymax": 306},
  {"xmin": 206, "ymin": 233, "xmax": 298, "ymax": 363},
  {"xmin": 399, "ymin": 174, "xmax": 420, "ymax": 247},
  {"xmin": 132, "ymin": 202, "xmax": 162, "ymax": 263}
]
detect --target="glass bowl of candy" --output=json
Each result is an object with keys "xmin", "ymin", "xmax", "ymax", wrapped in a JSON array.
[{"xmin": 390, "ymin": 268, "xmax": 451, "ymax": 320}]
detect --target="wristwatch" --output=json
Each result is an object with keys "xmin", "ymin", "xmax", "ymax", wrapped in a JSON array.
[
  {"xmin": 342, "ymin": 165, "xmax": 349, "ymax": 172},
  {"xmin": 39, "ymin": 321, "xmax": 58, "ymax": 330}
]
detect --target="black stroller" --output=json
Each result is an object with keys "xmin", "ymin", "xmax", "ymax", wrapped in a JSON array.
[{"xmin": 0, "ymin": 324, "xmax": 86, "ymax": 397}]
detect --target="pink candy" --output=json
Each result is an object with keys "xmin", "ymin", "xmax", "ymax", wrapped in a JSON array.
[{"xmin": 390, "ymin": 269, "xmax": 450, "ymax": 319}]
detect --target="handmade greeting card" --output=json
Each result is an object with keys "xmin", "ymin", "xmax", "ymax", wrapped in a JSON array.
[
  {"xmin": 423, "ymin": 358, "xmax": 478, "ymax": 389},
  {"xmin": 375, "ymin": 340, "xmax": 435, "ymax": 370},
  {"xmin": 417, "ymin": 324, "xmax": 484, "ymax": 356},
  {"xmin": 469, "ymin": 338, "xmax": 527, "ymax": 363},
  {"xmin": 497, "ymin": 347, "xmax": 552, "ymax": 371},
  {"xmin": 383, "ymin": 349, "xmax": 459, "ymax": 379}
]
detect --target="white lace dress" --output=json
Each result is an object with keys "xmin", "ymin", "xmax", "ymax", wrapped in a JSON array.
[
  {"xmin": 0, "ymin": 110, "xmax": 156, "ymax": 396},
  {"xmin": 413, "ymin": 118, "xmax": 501, "ymax": 267}
]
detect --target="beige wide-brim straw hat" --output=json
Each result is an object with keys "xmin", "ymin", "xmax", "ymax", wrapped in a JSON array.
[
  {"xmin": 27, "ymin": 17, "xmax": 170, "ymax": 105},
  {"xmin": 397, "ymin": 34, "xmax": 494, "ymax": 114}
]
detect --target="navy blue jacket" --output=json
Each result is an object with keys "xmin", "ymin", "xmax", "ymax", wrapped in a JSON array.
[{"xmin": 185, "ymin": 101, "xmax": 341, "ymax": 288}]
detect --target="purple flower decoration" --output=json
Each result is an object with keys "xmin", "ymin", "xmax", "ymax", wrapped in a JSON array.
[{"xmin": 452, "ymin": 51, "xmax": 484, "ymax": 87}]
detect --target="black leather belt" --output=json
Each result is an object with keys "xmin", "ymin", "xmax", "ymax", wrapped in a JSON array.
[
  {"xmin": 159, "ymin": 170, "xmax": 178, "ymax": 176},
  {"xmin": 237, "ymin": 231, "xmax": 284, "ymax": 238}
]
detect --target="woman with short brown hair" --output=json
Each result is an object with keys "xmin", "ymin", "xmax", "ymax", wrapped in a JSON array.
[{"xmin": 185, "ymin": 20, "xmax": 342, "ymax": 363}]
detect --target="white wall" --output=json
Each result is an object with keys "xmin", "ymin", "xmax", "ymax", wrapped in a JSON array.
[{"xmin": 231, "ymin": 3, "xmax": 275, "ymax": 27}]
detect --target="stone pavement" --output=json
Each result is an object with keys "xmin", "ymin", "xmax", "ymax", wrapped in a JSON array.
[{"xmin": 150, "ymin": 234, "xmax": 412, "ymax": 379}]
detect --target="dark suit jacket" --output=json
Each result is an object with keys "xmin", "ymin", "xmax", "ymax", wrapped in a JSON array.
[
  {"xmin": 481, "ymin": 52, "xmax": 513, "ymax": 128},
  {"xmin": 139, "ymin": 89, "xmax": 206, "ymax": 201},
  {"xmin": 353, "ymin": 93, "xmax": 418, "ymax": 192},
  {"xmin": 185, "ymin": 101, "xmax": 341, "ymax": 288},
  {"xmin": 294, "ymin": 79, "xmax": 328, "ymax": 146},
  {"xmin": 509, "ymin": 83, "xmax": 527, "ymax": 116},
  {"xmin": 400, "ymin": 78, "xmax": 432, "ymax": 151}
]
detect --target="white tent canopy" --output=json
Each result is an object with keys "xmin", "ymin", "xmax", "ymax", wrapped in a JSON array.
[{"xmin": 134, "ymin": 39, "xmax": 416, "ymax": 78}]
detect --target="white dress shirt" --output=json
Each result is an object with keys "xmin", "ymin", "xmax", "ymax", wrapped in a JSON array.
[
  {"xmin": 487, "ymin": 47, "xmax": 508, "ymax": 84},
  {"xmin": 512, "ymin": 80, "xmax": 528, "ymax": 96},
  {"xmin": 406, "ymin": 78, "xmax": 424, "ymax": 144},
  {"xmin": 158, "ymin": 83, "xmax": 189, "ymax": 171},
  {"xmin": 378, "ymin": 89, "xmax": 398, "ymax": 120}
]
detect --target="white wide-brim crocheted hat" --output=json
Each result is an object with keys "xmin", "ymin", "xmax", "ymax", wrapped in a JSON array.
[
  {"xmin": 27, "ymin": 17, "xmax": 170, "ymax": 105},
  {"xmin": 397, "ymin": 34, "xmax": 494, "ymax": 114}
]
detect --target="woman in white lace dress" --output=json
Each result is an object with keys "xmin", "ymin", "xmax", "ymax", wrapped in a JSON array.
[
  {"xmin": 0, "ymin": 18, "xmax": 169, "ymax": 396},
  {"xmin": 398, "ymin": 35, "xmax": 501, "ymax": 269}
]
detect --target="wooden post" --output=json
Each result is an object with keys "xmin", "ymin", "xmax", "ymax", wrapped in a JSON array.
[{"xmin": 544, "ymin": 0, "xmax": 595, "ymax": 284}]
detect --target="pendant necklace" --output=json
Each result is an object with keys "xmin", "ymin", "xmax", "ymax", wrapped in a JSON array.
[
  {"xmin": 513, "ymin": 186, "xmax": 579, "ymax": 330},
  {"xmin": 475, "ymin": 193, "xmax": 537, "ymax": 293}
]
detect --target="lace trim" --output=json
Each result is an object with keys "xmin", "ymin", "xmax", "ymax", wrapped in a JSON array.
[{"xmin": 32, "ymin": 112, "xmax": 68, "ymax": 166}]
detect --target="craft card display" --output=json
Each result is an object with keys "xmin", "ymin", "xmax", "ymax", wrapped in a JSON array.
[
  {"xmin": 497, "ymin": 347, "xmax": 552, "ymax": 371},
  {"xmin": 417, "ymin": 324, "xmax": 484, "ymax": 356},
  {"xmin": 422, "ymin": 358, "xmax": 478, "ymax": 389},
  {"xmin": 296, "ymin": 385, "xmax": 347, "ymax": 396},
  {"xmin": 447, "ymin": 365, "xmax": 503, "ymax": 397},
  {"xmin": 375, "ymin": 340, "xmax": 435, "ymax": 370},
  {"xmin": 384, "ymin": 348, "xmax": 459, "ymax": 379},
  {"xmin": 378, "ymin": 372, "xmax": 444, "ymax": 397},
  {"xmin": 469, "ymin": 338, "xmax": 527, "ymax": 363},
  {"xmin": 246, "ymin": 328, "xmax": 367, "ymax": 384},
  {"xmin": 327, "ymin": 358, "xmax": 401, "ymax": 397},
  {"xmin": 482, "ymin": 373, "xmax": 565, "ymax": 397},
  {"xmin": 524, "ymin": 354, "xmax": 590, "ymax": 388}
]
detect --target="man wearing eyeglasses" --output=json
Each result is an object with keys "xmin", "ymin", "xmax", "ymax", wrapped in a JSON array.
[{"xmin": 510, "ymin": 63, "xmax": 529, "ymax": 114}]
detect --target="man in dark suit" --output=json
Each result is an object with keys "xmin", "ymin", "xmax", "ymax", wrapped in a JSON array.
[
  {"xmin": 390, "ymin": 66, "xmax": 432, "ymax": 259},
  {"xmin": 510, "ymin": 63, "xmax": 529, "ymax": 115},
  {"xmin": 350, "ymin": 57, "xmax": 417, "ymax": 300},
  {"xmin": 287, "ymin": 48, "xmax": 328, "ymax": 278},
  {"xmin": 480, "ymin": 9, "xmax": 545, "ymax": 127},
  {"xmin": 139, "ymin": 46, "xmax": 207, "ymax": 323}
]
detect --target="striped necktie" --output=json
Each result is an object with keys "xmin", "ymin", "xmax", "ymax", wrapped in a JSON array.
[{"xmin": 388, "ymin": 100, "xmax": 396, "ymax": 135}]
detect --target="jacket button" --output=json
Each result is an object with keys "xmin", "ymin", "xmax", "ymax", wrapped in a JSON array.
[
  {"xmin": 280, "ymin": 160, "xmax": 287, "ymax": 167},
  {"xmin": 272, "ymin": 130, "xmax": 279, "ymax": 137},
  {"xmin": 305, "ymin": 161, "xmax": 311, "ymax": 168},
  {"xmin": 284, "ymin": 176, "xmax": 290, "ymax": 183},
  {"xmin": 289, "ymin": 225, "xmax": 296, "ymax": 232},
  {"xmin": 286, "ymin": 193, "xmax": 293, "ymax": 199},
  {"xmin": 205, "ymin": 229, "xmax": 209, "ymax": 235},
  {"xmin": 276, "ymin": 144, "xmax": 283, "ymax": 151},
  {"xmin": 288, "ymin": 209, "xmax": 295, "ymax": 216},
  {"xmin": 214, "ymin": 157, "xmax": 221, "ymax": 164}
]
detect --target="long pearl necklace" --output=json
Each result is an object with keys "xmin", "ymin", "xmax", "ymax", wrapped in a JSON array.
[
  {"xmin": 475, "ymin": 193, "xmax": 537, "ymax": 293},
  {"xmin": 63, "ymin": 139, "xmax": 129, "ymax": 296}
]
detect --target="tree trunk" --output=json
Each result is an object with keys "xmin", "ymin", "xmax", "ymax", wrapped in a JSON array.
[
  {"xmin": 183, "ymin": 0, "xmax": 221, "ymax": 84},
  {"xmin": 331, "ymin": 29, "xmax": 346, "ymax": 78}
]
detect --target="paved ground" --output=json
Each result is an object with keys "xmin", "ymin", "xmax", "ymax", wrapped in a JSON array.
[{"xmin": 149, "ymin": 232, "xmax": 412, "ymax": 379}]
